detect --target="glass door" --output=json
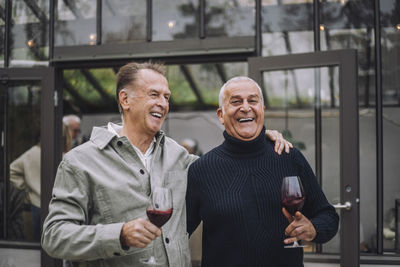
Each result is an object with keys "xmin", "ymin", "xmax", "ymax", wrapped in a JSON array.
[
  {"xmin": 248, "ymin": 50, "xmax": 359, "ymax": 267},
  {"xmin": 0, "ymin": 67, "xmax": 58, "ymax": 267}
]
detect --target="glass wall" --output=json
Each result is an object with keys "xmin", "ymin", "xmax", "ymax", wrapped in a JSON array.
[
  {"xmin": 261, "ymin": 0, "xmax": 314, "ymax": 56},
  {"xmin": 101, "ymin": 0, "xmax": 146, "ymax": 44},
  {"xmin": 205, "ymin": 0, "xmax": 255, "ymax": 37},
  {"xmin": 10, "ymin": 0, "xmax": 49, "ymax": 67},
  {"xmin": 262, "ymin": 67, "xmax": 340, "ymax": 253},
  {"xmin": 153, "ymin": 0, "xmax": 198, "ymax": 41},
  {"xmin": 0, "ymin": 0, "xmax": 4, "ymax": 67},
  {"xmin": 320, "ymin": 0, "xmax": 377, "ymax": 253},
  {"xmin": 2, "ymin": 81, "xmax": 41, "ymax": 244},
  {"xmin": 381, "ymin": 0, "xmax": 400, "ymax": 252},
  {"xmin": 55, "ymin": 0, "xmax": 96, "ymax": 46}
]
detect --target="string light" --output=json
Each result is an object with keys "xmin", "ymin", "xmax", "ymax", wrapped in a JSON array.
[
  {"xmin": 320, "ymin": 24, "xmax": 325, "ymax": 31},
  {"xmin": 168, "ymin": 20, "xmax": 175, "ymax": 29},
  {"xmin": 27, "ymin": 39, "xmax": 35, "ymax": 47},
  {"xmin": 89, "ymin": 33, "xmax": 96, "ymax": 46}
]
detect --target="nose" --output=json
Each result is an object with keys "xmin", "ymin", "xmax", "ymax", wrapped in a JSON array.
[
  {"xmin": 240, "ymin": 101, "xmax": 251, "ymax": 112},
  {"xmin": 157, "ymin": 96, "xmax": 169, "ymax": 109}
]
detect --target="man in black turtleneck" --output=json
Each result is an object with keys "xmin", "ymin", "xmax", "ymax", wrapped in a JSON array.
[{"xmin": 186, "ymin": 77, "xmax": 339, "ymax": 267}]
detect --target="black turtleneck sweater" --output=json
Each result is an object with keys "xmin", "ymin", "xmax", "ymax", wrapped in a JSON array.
[{"xmin": 186, "ymin": 127, "xmax": 339, "ymax": 267}]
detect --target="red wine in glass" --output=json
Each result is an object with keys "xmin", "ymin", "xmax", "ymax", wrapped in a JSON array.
[
  {"xmin": 141, "ymin": 187, "xmax": 173, "ymax": 265},
  {"xmin": 146, "ymin": 208, "xmax": 173, "ymax": 228},
  {"xmin": 281, "ymin": 176, "xmax": 306, "ymax": 248}
]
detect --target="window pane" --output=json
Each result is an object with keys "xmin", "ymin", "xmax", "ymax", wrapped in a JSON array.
[
  {"xmin": 63, "ymin": 69, "xmax": 118, "ymax": 114},
  {"xmin": 153, "ymin": 0, "xmax": 198, "ymax": 41},
  {"xmin": 321, "ymin": 0, "xmax": 377, "ymax": 253},
  {"xmin": 262, "ymin": 67, "xmax": 340, "ymax": 253},
  {"xmin": 320, "ymin": 0, "xmax": 375, "ymax": 107},
  {"xmin": 10, "ymin": 0, "xmax": 49, "ymax": 67},
  {"xmin": 166, "ymin": 65, "xmax": 197, "ymax": 106},
  {"xmin": 205, "ymin": 0, "xmax": 255, "ymax": 37},
  {"xmin": 102, "ymin": 0, "xmax": 146, "ymax": 44},
  {"xmin": 0, "ymin": 0, "xmax": 4, "ymax": 67},
  {"xmin": 261, "ymin": 0, "xmax": 314, "ymax": 56},
  {"xmin": 6, "ymin": 82, "xmax": 41, "ymax": 242},
  {"xmin": 381, "ymin": 0, "xmax": 400, "ymax": 253},
  {"xmin": 55, "ymin": 0, "xmax": 96, "ymax": 46},
  {"xmin": 381, "ymin": 0, "xmax": 400, "ymax": 106}
]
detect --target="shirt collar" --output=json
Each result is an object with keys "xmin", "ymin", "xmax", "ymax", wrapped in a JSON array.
[{"xmin": 90, "ymin": 122, "xmax": 162, "ymax": 150}]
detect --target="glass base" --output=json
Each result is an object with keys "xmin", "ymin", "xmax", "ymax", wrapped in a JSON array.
[
  {"xmin": 284, "ymin": 241, "xmax": 307, "ymax": 248},
  {"xmin": 284, "ymin": 244, "xmax": 307, "ymax": 248},
  {"xmin": 140, "ymin": 256, "xmax": 164, "ymax": 266}
]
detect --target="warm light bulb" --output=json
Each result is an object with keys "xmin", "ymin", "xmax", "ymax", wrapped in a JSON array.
[
  {"xmin": 89, "ymin": 33, "xmax": 96, "ymax": 41},
  {"xmin": 168, "ymin": 20, "xmax": 175, "ymax": 28},
  {"xmin": 396, "ymin": 24, "xmax": 400, "ymax": 31},
  {"xmin": 27, "ymin": 39, "xmax": 35, "ymax": 47},
  {"xmin": 320, "ymin": 24, "xmax": 325, "ymax": 31}
]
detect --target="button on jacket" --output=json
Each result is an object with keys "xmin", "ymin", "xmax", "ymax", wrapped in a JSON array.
[{"xmin": 42, "ymin": 126, "xmax": 198, "ymax": 267}]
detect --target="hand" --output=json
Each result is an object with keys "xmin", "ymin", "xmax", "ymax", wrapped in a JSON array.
[
  {"xmin": 120, "ymin": 218, "xmax": 162, "ymax": 248},
  {"xmin": 265, "ymin": 130, "xmax": 293, "ymax": 155},
  {"xmin": 282, "ymin": 208, "xmax": 316, "ymax": 244}
]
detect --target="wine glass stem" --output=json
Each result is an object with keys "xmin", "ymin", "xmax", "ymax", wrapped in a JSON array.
[
  {"xmin": 293, "ymin": 241, "xmax": 300, "ymax": 247},
  {"xmin": 151, "ymin": 241, "xmax": 157, "ymax": 263}
]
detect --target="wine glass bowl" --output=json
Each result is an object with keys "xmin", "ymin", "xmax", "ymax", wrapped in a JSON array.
[
  {"xmin": 281, "ymin": 176, "xmax": 306, "ymax": 248},
  {"xmin": 141, "ymin": 187, "xmax": 173, "ymax": 265}
]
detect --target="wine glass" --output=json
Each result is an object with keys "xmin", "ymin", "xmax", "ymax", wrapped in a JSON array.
[
  {"xmin": 281, "ymin": 176, "xmax": 306, "ymax": 248},
  {"xmin": 141, "ymin": 187, "xmax": 173, "ymax": 265}
]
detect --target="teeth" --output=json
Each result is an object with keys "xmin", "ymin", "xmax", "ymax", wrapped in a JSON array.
[
  {"xmin": 238, "ymin": 118, "xmax": 254, "ymax": 122},
  {"xmin": 150, "ymin": 112, "xmax": 162, "ymax": 118}
]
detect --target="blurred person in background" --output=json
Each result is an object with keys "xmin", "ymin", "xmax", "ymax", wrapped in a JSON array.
[
  {"xmin": 63, "ymin": 114, "xmax": 82, "ymax": 147},
  {"xmin": 10, "ymin": 123, "xmax": 72, "ymax": 241}
]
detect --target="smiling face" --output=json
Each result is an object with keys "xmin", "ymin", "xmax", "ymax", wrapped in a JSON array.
[
  {"xmin": 122, "ymin": 69, "xmax": 171, "ymax": 137},
  {"xmin": 217, "ymin": 79, "xmax": 265, "ymax": 141}
]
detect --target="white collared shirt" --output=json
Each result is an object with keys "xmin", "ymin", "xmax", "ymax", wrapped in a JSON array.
[{"xmin": 107, "ymin": 122, "xmax": 156, "ymax": 171}]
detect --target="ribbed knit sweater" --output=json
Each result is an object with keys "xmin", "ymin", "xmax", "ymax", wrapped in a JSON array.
[{"xmin": 186, "ymin": 128, "xmax": 339, "ymax": 267}]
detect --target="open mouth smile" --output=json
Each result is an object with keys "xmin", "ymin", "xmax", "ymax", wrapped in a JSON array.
[
  {"xmin": 238, "ymin": 118, "xmax": 254, "ymax": 123},
  {"xmin": 150, "ymin": 112, "xmax": 163, "ymax": 118}
]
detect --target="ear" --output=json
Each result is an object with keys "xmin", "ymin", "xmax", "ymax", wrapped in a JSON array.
[
  {"xmin": 217, "ymin": 108, "xmax": 224, "ymax": 125},
  {"xmin": 263, "ymin": 105, "xmax": 266, "ymax": 112},
  {"xmin": 119, "ymin": 89, "xmax": 130, "ymax": 112}
]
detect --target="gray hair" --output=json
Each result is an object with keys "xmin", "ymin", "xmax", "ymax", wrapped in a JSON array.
[
  {"xmin": 218, "ymin": 76, "xmax": 264, "ymax": 113},
  {"xmin": 63, "ymin": 114, "xmax": 81, "ymax": 126}
]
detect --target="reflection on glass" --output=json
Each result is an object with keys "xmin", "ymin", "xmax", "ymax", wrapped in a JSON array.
[
  {"xmin": 6, "ymin": 82, "xmax": 41, "ymax": 242},
  {"xmin": 381, "ymin": 0, "xmax": 400, "ymax": 253},
  {"xmin": 102, "ymin": 0, "xmax": 146, "ymax": 44},
  {"xmin": 262, "ymin": 67, "xmax": 340, "ymax": 253},
  {"xmin": 262, "ymin": 68, "xmax": 339, "ymax": 109},
  {"xmin": 320, "ymin": 0, "xmax": 375, "ymax": 107},
  {"xmin": 0, "ymin": 0, "xmax": 4, "ymax": 67},
  {"xmin": 165, "ymin": 65, "xmax": 197, "ymax": 105},
  {"xmin": 153, "ymin": 0, "xmax": 198, "ymax": 41},
  {"xmin": 63, "ymin": 69, "xmax": 117, "ymax": 114},
  {"xmin": 261, "ymin": 1, "xmax": 313, "ymax": 56},
  {"xmin": 10, "ymin": 0, "xmax": 49, "ymax": 67},
  {"xmin": 206, "ymin": 0, "xmax": 255, "ymax": 37},
  {"xmin": 55, "ymin": 0, "xmax": 96, "ymax": 46},
  {"xmin": 320, "ymin": 0, "xmax": 377, "ymax": 254}
]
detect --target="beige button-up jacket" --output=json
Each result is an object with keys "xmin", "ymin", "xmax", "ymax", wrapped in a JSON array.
[{"xmin": 42, "ymin": 126, "xmax": 198, "ymax": 267}]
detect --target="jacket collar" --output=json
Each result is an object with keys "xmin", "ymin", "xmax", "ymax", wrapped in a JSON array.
[{"xmin": 90, "ymin": 125, "xmax": 165, "ymax": 150}]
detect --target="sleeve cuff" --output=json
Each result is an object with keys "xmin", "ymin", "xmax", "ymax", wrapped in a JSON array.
[{"xmin": 99, "ymin": 222, "xmax": 129, "ymax": 257}]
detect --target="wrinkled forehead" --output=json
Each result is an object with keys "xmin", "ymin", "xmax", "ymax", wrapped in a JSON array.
[{"xmin": 225, "ymin": 80, "xmax": 262, "ymax": 98}]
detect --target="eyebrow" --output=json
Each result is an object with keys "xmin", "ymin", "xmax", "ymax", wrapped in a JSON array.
[{"xmin": 230, "ymin": 94, "xmax": 260, "ymax": 99}]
